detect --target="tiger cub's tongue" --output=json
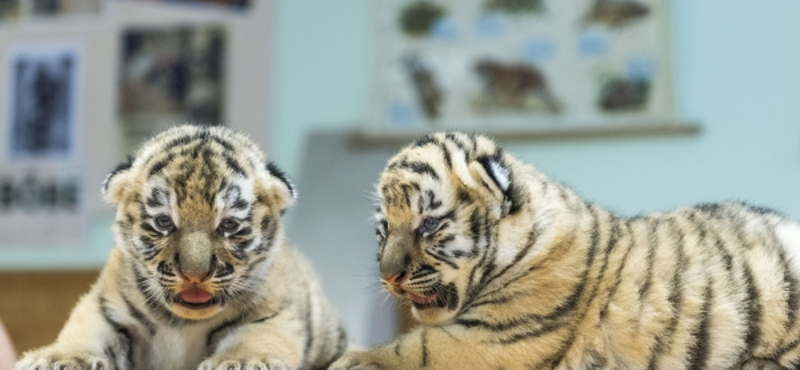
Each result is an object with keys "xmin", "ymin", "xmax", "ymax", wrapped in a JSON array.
[{"xmin": 181, "ymin": 286, "xmax": 212, "ymax": 304}]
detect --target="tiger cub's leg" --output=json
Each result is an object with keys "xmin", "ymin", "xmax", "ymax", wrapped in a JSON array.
[
  {"xmin": 331, "ymin": 326, "xmax": 520, "ymax": 370},
  {"xmin": 199, "ymin": 309, "xmax": 303, "ymax": 370},
  {"xmin": 14, "ymin": 290, "xmax": 131, "ymax": 370},
  {"xmin": 739, "ymin": 358, "xmax": 783, "ymax": 370},
  {"xmin": 329, "ymin": 327, "xmax": 428, "ymax": 370}
]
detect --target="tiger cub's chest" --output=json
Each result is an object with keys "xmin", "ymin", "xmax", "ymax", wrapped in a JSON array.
[{"xmin": 145, "ymin": 325, "xmax": 212, "ymax": 370}]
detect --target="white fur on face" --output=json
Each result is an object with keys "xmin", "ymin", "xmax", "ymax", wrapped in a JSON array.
[
  {"xmin": 214, "ymin": 175, "xmax": 254, "ymax": 227},
  {"xmin": 142, "ymin": 177, "xmax": 180, "ymax": 234},
  {"xmin": 489, "ymin": 160, "xmax": 511, "ymax": 191},
  {"xmin": 776, "ymin": 221, "xmax": 800, "ymax": 275}
]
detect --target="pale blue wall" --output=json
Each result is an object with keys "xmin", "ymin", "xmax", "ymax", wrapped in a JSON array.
[
  {"xmin": 271, "ymin": 0, "xmax": 371, "ymax": 175},
  {"xmin": 502, "ymin": 0, "xmax": 800, "ymax": 218},
  {"xmin": 272, "ymin": 0, "xmax": 800, "ymax": 344},
  {"xmin": 0, "ymin": 220, "xmax": 113, "ymax": 268},
  {"xmin": 273, "ymin": 0, "xmax": 800, "ymax": 220}
]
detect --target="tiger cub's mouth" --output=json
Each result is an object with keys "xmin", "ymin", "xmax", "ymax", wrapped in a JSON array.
[
  {"xmin": 404, "ymin": 284, "xmax": 459, "ymax": 311},
  {"xmin": 407, "ymin": 291, "xmax": 443, "ymax": 310},
  {"xmin": 174, "ymin": 286, "xmax": 223, "ymax": 310}
]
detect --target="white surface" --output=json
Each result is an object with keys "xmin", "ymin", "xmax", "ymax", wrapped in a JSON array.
[{"xmin": 0, "ymin": 0, "xmax": 274, "ymax": 262}]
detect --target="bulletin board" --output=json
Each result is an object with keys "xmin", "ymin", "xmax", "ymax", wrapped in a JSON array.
[
  {"xmin": 0, "ymin": 0, "xmax": 274, "ymax": 266},
  {"xmin": 365, "ymin": 0, "xmax": 691, "ymax": 140}
]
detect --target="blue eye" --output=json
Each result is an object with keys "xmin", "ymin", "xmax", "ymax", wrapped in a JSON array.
[
  {"xmin": 420, "ymin": 218, "xmax": 441, "ymax": 234},
  {"xmin": 219, "ymin": 218, "xmax": 240, "ymax": 233},
  {"xmin": 154, "ymin": 215, "xmax": 174, "ymax": 231}
]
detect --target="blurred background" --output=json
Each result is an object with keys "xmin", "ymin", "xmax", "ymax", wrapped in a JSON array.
[{"xmin": 0, "ymin": 0, "xmax": 799, "ymax": 359}]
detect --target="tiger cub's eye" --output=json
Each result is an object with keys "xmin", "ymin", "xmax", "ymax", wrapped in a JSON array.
[
  {"xmin": 418, "ymin": 218, "xmax": 441, "ymax": 235},
  {"xmin": 219, "ymin": 218, "xmax": 240, "ymax": 233},
  {"xmin": 379, "ymin": 220, "xmax": 389, "ymax": 238},
  {"xmin": 154, "ymin": 215, "xmax": 174, "ymax": 231}
]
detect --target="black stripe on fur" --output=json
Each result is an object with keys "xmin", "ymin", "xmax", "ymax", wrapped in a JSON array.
[
  {"xmin": 99, "ymin": 296, "xmax": 134, "ymax": 370},
  {"xmin": 267, "ymin": 161, "xmax": 296, "ymax": 199},
  {"xmin": 104, "ymin": 156, "xmax": 134, "ymax": 192}
]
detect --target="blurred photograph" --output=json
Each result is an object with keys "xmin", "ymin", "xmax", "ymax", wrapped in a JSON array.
[
  {"xmin": 582, "ymin": 0, "xmax": 649, "ymax": 28},
  {"xmin": 28, "ymin": 0, "xmax": 102, "ymax": 16},
  {"xmin": 8, "ymin": 44, "xmax": 78, "ymax": 159},
  {"xmin": 119, "ymin": 25, "xmax": 226, "ymax": 154},
  {"xmin": 371, "ymin": 0, "xmax": 675, "ymax": 133},
  {"xmin": 0, "ymin": 0, "xmax": 20, "ymax": 21},
  {"xmin": 0, "ymin": 171, "xmax": 85, "ymax": 245},
  {"xmin": 123, "ymin": 0, "xmax": 249, "ymax": 10}
]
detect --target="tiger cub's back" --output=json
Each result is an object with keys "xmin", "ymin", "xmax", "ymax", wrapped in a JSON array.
[
  {"xmin": 593, "ymin": 201, "xmax": 800, "ymax": 369},
  {"xmin": 331, "ymin": 131, "xmax": 800, "ymax": 370}
]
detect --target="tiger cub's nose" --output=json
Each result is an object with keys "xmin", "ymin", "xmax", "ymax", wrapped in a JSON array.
[
  {"xmin": 176, "ymin": 253, "xmax": 216, "ymax": 283},
  {"xmin": 179, "ymin": 269, "xmax": 213, "ymax": 284},
  {"xmin": 382, "ymin": 270, "xmax": 407, "ymax": 287}
]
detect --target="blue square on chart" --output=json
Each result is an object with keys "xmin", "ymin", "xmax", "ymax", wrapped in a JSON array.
[
  {"xmin": 578, "ymin": 29, "xmax": 609, "ymax": 57},
  {"xmin": 476, "ymin": 14, "xmax": 506, "ymax": 38},
  {"xmin": 627, "ymin": 57, "xmax": 657, "ymax": 81},
  {"xmin": 431, "ymin": 18, "xmax": 460, "ymax": 41},
  {"xmin": 524, "ymin": 39, "xmax": 556, "ymax": 62}
]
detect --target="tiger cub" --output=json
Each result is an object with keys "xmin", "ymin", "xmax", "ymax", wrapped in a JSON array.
[
  {"xmin": 15, "ymin": 125, "xmax": 347, "ymax": 370},
  {"xmin": 332, "ymin": 131, "xmax": 800, "ymax": 370}
]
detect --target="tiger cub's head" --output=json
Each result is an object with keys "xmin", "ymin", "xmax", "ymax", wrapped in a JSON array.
[
  {"xmin": 103, "ymin": 125, "xmax": 295, "ymax": 321},
  {"xmin": 376, "ymin": 132, "xmax": 522, "ymax": 324}
]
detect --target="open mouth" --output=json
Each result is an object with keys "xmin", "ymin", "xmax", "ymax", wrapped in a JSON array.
[
  {"xmin": 408, "ymin": 291, "xmax": 443, "ymax": 309},
  {"xmin": 175, "ymin": 286, "xmax": 222, "ymax": 309},
  {"xmin": 406, "ymin": 284, "xmax": 458, "ymax": 310}
]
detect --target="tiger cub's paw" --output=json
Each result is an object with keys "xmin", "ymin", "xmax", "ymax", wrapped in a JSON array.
[
  {"xmin": 328, "ymin": 351, "xmax": 388, "ymax": 370},
  {"xmin": 14, "ymin": 349, "xmax": 108, "ymax": 370},
  {"xmin": 198, "ymin": 356, "xmax": 291, "ymax": 370},
  {"xmin": 739, "ymin": 358, "xmax": 782, "ymax": 370}
]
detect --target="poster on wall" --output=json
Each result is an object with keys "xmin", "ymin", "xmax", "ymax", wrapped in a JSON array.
[
  {"xmin": 0, "ymin": 170, "xmax": 87, "ymax": 245},
  {"xmin": 0, "ymin": 0, "xmax": 103, "ymax": 20},
  {"xmin": 368, "ymin": 0, "xmax": 678, "ymax": 136},
  {"xmin": 1, "ymin": 42, "xmax": 88, "ymax": 245},
  {"xmin": 0, "ymin": 0, "xmax": 20, "ymax": 21},
  {"xmin": 26, "ymin": 0, "xmax": 103, "ymax": 16},
  {"xmin": 7, "ymin": 43, "xmax": 79, "ymax": 159},
  {"xmin": 120, "ymin": 0, "xmax": 249, "ymax": 11},
  {"xmin": 118, "ymin": 25, "xmax": 226, "ymax": 155}
]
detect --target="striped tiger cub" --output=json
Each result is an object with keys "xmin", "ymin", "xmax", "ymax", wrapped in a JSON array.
[
  {"xmin": 331, "ymin": 131, "xmax": 800, "ymax": 370},
  {"xmin": 14, "ymin": 125, "xmax": 347, "ymax": 370}
]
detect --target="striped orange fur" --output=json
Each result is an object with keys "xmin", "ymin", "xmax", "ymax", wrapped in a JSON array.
[
  {"xmin": 15, "ymin": 125, "xmax": 347, "ymax": 370},
  {"xmin": 332, "ymin": 131, "xmax": 800, "ymax": 370}
]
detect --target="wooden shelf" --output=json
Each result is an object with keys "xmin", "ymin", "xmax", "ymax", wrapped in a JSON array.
[
  {"xmin": 349, "ymin": 123, "xmax": 701, "ymax": 149},
  {"xmin": 0, "ymin": 270, "xmax": 100, "ymax": 355}
]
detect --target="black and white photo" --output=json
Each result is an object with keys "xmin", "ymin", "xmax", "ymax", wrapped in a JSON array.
[
  {"xmin": 119, "ymin": 25, "xmax": 226, "ymax": 154},
  {"xmin": 7, "ymin": 44, "xmax": 79, "ymax": 159},
  {"xmin": 29, "ymin": 0, "xmax": 102, "ymax": 16}
]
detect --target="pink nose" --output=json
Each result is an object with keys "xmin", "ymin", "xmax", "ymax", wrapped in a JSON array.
[
  {"xmin": 383, "ymin": 270, "xmax": 407, "ymax": 287},
  {"xmin": 178, "ymin": 269, "xmax": 213, "ymax": 284}
]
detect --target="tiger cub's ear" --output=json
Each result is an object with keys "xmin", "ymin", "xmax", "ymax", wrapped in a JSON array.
[
  {"xmin": 464, "ymin": 154, "xmax": 511, "ymax": 203},
  {"xmin": 102, "ymin": 157, "xmax": 134, "ymax": 204},
  {"xmin": 262, "ymin": 161, "xmax": 297, "ymax": 213}
]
